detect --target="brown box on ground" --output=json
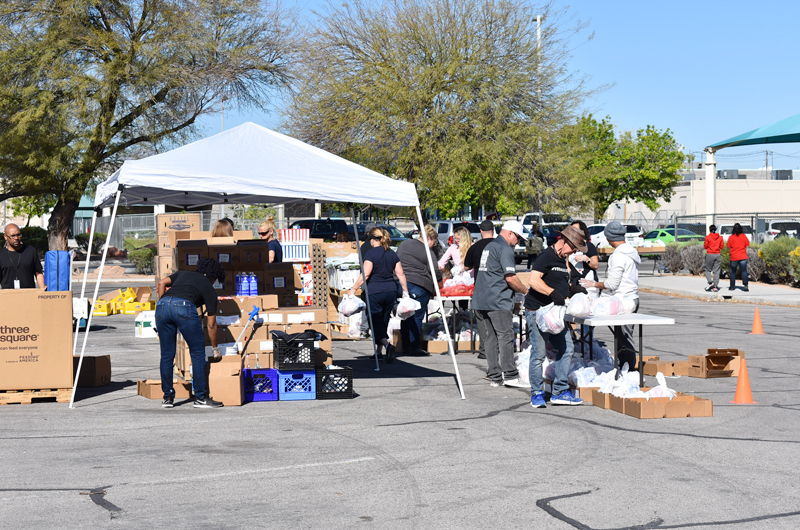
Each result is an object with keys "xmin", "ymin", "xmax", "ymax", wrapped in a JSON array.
[
  {"xmin": 208, "ymin": 355, "xmax": 244, "ymax": 406},
  {"xmin": 174, "ymin": 240, "xmax": 209, "ymax": 271},
  {"xmin": 643, "ymin": 360, "xmax": 676, "ymax": 377},
  {"xmin": 592, "ymin": 389, "xmax": 612, "ymax": 409},
  {"xmin": 137, "ymin": 379, "xmax": 192, "ymax": 399},
  {"xmin": 688, "ymin": 353, "xmax": 741, "ymax": 378},
  {"xmin": 156, "ymin": 213, "xmax": 201, "ymax": 236},
  {"xmin": 624, "ymin": 395, "xmax": 713, "ymax": 419},
  {"xmin": 73, "ymin": 355, "xmax": 111, "ymax": 387},
  {"xmin": 239, "ymin": 241, "xmax": 271, "ymax": 266},
  {"xmin": 635, "ymin": 355, "xmax": 660, "ymax": 369},
  {"xmin": 609, "ymin": 394, "xmax": 626, "ymax": 414},
  {"xmin": 0, "ymin": 290, "xmax": 73, "ymax": 391},
  {"xmin": 672, "ymin": 360, "xmax": 690, "ymax": 376}
]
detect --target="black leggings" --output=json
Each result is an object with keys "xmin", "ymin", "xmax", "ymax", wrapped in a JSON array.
[{"xmin": 526, "ymin": 254, "xmax": 538, "ymax": 269}]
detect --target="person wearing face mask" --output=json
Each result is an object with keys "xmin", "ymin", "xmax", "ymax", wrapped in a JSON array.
[
  {"xmin": 258, "ymin": 216, "xmax": 282, "ymax": 263},
  {"xmin": 526, "ymin": 224, "xmax": 588, "ymax": 408}
]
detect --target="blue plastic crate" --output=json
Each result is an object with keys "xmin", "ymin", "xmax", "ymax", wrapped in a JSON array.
[
  {"xmin": 277, "ymin": 370, "xmax": 316, "ymax": 401},
  {"xmin": 244, "ymin": 368, "xmax": 279, "ymax": 402}
]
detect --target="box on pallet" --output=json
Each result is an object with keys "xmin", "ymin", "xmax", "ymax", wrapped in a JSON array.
[
  {"xmin": 0, "ymin": 290, "xmax": 73, "ymax": 391},
  {"xmin": 238, "ymin": 241, "xmax": 271, "ymax": 265}
]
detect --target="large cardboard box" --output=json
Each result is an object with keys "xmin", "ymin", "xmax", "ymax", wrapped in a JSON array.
[
  {"xmin": 73, "ymin": 355, "xmax": 111, "ymax": 387},
  {"xmin": 281, "ymin": 308, "xmax": 327, "ymax": 325},
  {"xmin": 137, "ymin": 379, "xmax": 192, "ymax": 399},
  {"xmin": 285, "ymin": 322, "xmax": 332, "ymax": 352},
  {"xmin": 688, "ymin": 350, "xmax": 742, "ymax": 378},
  {"xmin": 174, "ymin": 240, "xmax": 209, "ymax": 271},
  {"xmin": 643, "ymin": 360, "xmax": 677, "ymax": 377},
  {"xmin": 263, "ymin": 263, "xmax": 298, "ymax": 293},
  {"xmin": 158, "ymin": 231, "xmax": 192, "ymax": 255},
  {"xmin": 211, "ymin": 270, "xmax": 236, "ymax": 296},
  {"xmin": 157, "ymin": 256, "xmax": 175, "ymax": 278},
  {"xmin": 208, "ymin": 355, "xmax": 244, "ymax": 406},
  {"xmin": 156, "ymin": 213, "xmax": 201, "ymax": 235},
  {"xmin": 318, "ymin": 240, "xmax": 359, "ymax": 258},
  {"xmin": 243, "ymin": 352, "xmax": 274, "ymax": 369},
  {"xmin": 624, "ymin": 395, "xmax": 713, "ymax": 419},
  {"xmin": 190, "ymin": 231, "xmax": 253, "ymax": 243},
  {"xmin": 209, "ymin": 245, "xmax": 239, "ymax": 270},
  {"xmin": 0, "ymin": 290, "xmax": 73, "ymax": 391},
  {"xmin": 239, "ymin": 241, "xmax": 271, "ymax": 266}
]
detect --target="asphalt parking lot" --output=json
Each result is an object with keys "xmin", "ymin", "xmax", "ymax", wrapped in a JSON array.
[{"xmin": 2, "ymin": 290, "xmax": 800, "ymax": 529}]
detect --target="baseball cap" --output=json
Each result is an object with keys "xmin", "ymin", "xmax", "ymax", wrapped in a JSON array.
[{"xmin": 501, "ymin": 220, "xmax": 526, "ymax": 242}]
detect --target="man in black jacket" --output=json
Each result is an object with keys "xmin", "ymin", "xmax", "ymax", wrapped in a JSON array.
[{"xmin": 0, "ymin": 223, "xmax": 44, "ymax": 290}]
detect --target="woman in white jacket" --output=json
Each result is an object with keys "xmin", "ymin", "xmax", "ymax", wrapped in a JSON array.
[{"xmin": 580, "ymin": 221, "xmax": 640, "ymax": 371}]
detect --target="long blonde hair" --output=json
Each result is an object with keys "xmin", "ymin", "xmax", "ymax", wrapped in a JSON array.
[
  {"xmin": 259, "ymin": 215, "xmax": 278, "ymax": 241},
  {"xmin": 368, "ymin": 227, "xmax": 390, "ymax": 250},
  {"xmin": 454, "ymin": 226, "xmax": 472, "ymax": 262}
]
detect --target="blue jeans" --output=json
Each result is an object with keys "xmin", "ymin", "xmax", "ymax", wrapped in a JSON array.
[
  {"xmin": 526, "ymin": 310, "xmax": 574, "ymax": 396},
  {"xmin": 367, "ymin": 290, "xmax": 398, "ymax": 343},
  {"xmin": 399, "ymin": 282, "xmax": 430, "ymax": 353},
  {"xmin": 729, "ymin": 259, "xmax": 748, "ymax": 288},
  {"xmin": 156, "ymin": 296, "xmax": 207, "ymax": 400}
]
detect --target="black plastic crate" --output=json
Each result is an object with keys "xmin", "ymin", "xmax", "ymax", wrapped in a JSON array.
[
  {"xmin": 274, "ymin": 337, "xmax": 316, "ymax": 370},
  {"xmin": 315, "ymin": 367, "xmax": 354, "ymax": 399}
]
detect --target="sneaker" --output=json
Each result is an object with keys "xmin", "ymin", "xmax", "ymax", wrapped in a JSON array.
[
  {"xmin": 712, "ymin": 287, "xmax": 719, "ymax": 292},
  {"xmin": 550, "ymin": 390, "xmax": 583, "ymax": 406},
  {"xmin": 743, "ymin": 286, "xmax": 749, "ymax": 292},
  {"xmin": 503, "ymin": 378, "xmax": 530, "ymax": 389},
  {"xmin": 477, "ymin": 353, "xmax": 486, "ymax": 359},
  {"xmin": 704, "ymin": 284, "xmax": 713, "ymax": 292},
  {"xmin": 162, "ymin": 397, "xmax": 174, "ymax": 408},
  {"xmin": 488, "ymin": 379, "xmax": 502, "ymax": 387},
  {"xmin": 728, "ymin": 287, "xmax": 735, "ymax": 291},
  {"xmin": 386, "ymin": 344, "xmax": 396, "ymax": 364},
  {"xmin": 531, "ymin": 392, "xmax": 546, "ymax": 408},
  {"xmin": 193, "ymin": 397, "xmax": 224, "ymax": 409}
]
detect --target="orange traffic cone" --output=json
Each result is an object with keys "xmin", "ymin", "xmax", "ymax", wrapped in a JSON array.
[
  {"xmin": 730, "ymin": 358, "xmax": 757, "ymax": 404},
  {"xmin": 749, "ymin": 308, "xmax": 764, "ymax": 335}
]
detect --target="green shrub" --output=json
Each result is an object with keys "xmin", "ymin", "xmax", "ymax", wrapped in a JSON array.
[
  {"xmin": 679, "ymin": 243, "xmax": 705, "ymax": 275},
  {"xmin": 663, "ymin": 243, "xmax": 684, "ymax": 274},
  {"xmin": 746, "ymin": 247, "xmax": 766, "ymax": 282},
  {"xmin": 789, "ymin": 245, "xmax": 800, "ymax": 281},
  {"xmin": 128, "ymin": 248, "xmax": 156, "ymax": 275},
  {"xmin": 124, "ymin": 237, "xmax": 157, "ymax": 251},
  {"xmin": 760, "ymin": 236, "xmax": 799, "ymax": 284},
  {"xmin": 75, "ymin": 232, "xmax": 107, "ymax": 254},
  {"xmin": 20, "ymin": 226, "xmax": 49, "ymax": 259}
]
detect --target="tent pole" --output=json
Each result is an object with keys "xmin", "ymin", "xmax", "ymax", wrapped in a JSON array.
[
  {"xmin": 415, "ymin": 206, "xmax": 465, "ymax": 399},
  {"xmin": 70, "ymin": 189, "xmax": 122, "ymax": 408},
  {"xmin": 72, "ymin": 211, "xmax": 98, "ymax": 357},
  {"xmin": 351, "ymin": 206, "xmax": 379, "ymax": 371}
]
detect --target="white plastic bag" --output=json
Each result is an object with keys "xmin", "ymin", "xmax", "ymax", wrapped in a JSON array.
[
  {"xmin": 535, "ymin": 303, "xmax": 566, "ymax": 334},
  {"xmin": 338, "ymin": 294, "xmax": 365, "ymax": 317},
  {"xmin": 515, "ymin": 345, "xmax": 532, "ymax": 385},
  {"xmin": 590, "ymin": 295, "xmax": 624, "ymax": 316},
  {"xmin": 395, "ymin": 297, "xmax": 421, "ymax": 320},
  {"xmin": 566, "ymin": 292, "xmax": 591, "ymax": 318}
]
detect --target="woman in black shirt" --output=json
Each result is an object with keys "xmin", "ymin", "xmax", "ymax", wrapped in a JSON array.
[{"xmin": 155, "ymin": 258, "xmax": 225, "ymax": 409}]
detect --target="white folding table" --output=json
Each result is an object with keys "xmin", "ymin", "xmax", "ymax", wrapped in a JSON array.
[{"xmin": 564, "ymin": 313, "xmax": 675, "ymax": 386}]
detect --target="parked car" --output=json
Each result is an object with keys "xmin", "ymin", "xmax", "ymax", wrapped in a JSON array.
[
  {"xmin": 289, "ymin": 218, "xmax": 349, "ymax": 240},
  {"xmin": 347, "ymin": 224, "xmax": 408, "ymax": 246},
  {"xmin": 758, "ymin": 220, "xmax": 800, "ymax": 243},
  {"xmin": 520, "ymin": 212, "xmax": 572, "ymax": 233},
  {"xmin": 643, "ymin": 228, "xmax": 705, "ymax": 244},
  {"xmin": 435, "ymin": 221, "xmax": 482, "ymax": 247},
  {"xmin": 717, "ymin": 224, "xmax": 753, "ymax": 243},
  {"xmin": 404, "ymin": 228, "xmax": 420, "ymax": 240},
  {"xmin": 588, "ymin": 223, "xmax": 644, "ymax": 247}
]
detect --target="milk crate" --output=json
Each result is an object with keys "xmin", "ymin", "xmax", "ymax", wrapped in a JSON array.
[
  {"xmin": 315, "ymin": 367, "xmax": 354, "ymax": 399},
  {"xmin": 274, "ymin": 336, "xmax": 316, "ymax": 370},
  {"xmin": 244, "ymin": 368, "xmax": 279, "ymax": 402},
  {"xmin": 277, "ymin": 370, "xmax": 316, "ymax": 401}
]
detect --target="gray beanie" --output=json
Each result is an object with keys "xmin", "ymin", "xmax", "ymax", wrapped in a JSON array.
[{"xmin": 604, "ymin": 221, "xmax": 626, "ymax": 242}]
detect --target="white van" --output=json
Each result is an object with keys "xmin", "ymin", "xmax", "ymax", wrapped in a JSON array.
[{"xmin": 521, "ymin": 212, "xmax": 572, "ymax": 232}]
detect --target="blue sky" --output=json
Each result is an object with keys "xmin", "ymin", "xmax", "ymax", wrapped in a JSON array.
[{"xmin": 203, "ymin": 0, "xmax": 800, "ymax": 170}]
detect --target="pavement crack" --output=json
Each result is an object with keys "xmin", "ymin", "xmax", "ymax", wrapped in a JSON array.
[{"xmin": 376, "ymin": 402, "xmax": 529, "ymax": 427}]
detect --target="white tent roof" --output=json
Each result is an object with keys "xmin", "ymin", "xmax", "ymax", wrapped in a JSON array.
[{"xmin": 94, "ymin": 122, "xmax": 418, "ymax": 209}]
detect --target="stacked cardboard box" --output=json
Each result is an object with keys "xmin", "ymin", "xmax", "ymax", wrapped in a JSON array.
[
  {"xmin": 92, "ymin": 287, "xmax": 153, "ymax": 316},
  {"xmin": 591, "ymin": 388, "xmax": 713, "ymax": 418},
  {"xmin": 155, "ymin": 213, "xmax": 201, "ymax": 279}
]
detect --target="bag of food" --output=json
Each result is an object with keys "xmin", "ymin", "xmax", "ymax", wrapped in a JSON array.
[
  {"xmin": 566, "ymin": 292, "xmax": 591, "ymax": 318},
  {"xmin": 338, "ymin": 294, "xmax": 365, "ymax": 317},
  {"xmin": 535, "ymin": 303, "xmax": 566, "ymax": 334},
  {"xmin": 395, "ymin": 296, "xmax": 421, "ymax": 320}
]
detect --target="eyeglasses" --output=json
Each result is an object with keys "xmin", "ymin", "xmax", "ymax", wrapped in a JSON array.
[{"xmin": 258, "ymin": 231, "xmax": 269, "ymax": 236}]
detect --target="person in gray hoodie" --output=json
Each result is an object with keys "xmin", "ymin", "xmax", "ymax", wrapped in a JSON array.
[{"xmin": 580, "ymin": 221, "xmax": 641, "ymax": 371}]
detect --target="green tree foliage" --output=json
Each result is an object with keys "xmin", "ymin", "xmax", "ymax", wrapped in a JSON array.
[
  {"xmin": 286, "ymin": 0, "xmax": 598, "ymax": 217},
  {"xmin": 0, "ymin": 0, "xmax": 298, "ymax": 249},
  {"xmin": 9, "ymin": 195, "xmax": 57, "ymax": 227},
  {"xmin": 569, "ymin": 115, "xmax": 685, "ymax": 216}
]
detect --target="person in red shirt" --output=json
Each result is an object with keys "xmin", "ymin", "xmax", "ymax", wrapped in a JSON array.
[
  {"xmin": 703, "ymin": 224, "xmax": 724, "ymax": 292},
  {"xmin": 726, "ymin": 223, "xmax": 750, "ymax": 292}
]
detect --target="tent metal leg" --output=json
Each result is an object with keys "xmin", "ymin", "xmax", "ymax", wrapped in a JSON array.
[
  {"xmin": 70, "ymin": 189, "xmax": 122, "ymax": 408},
  {"xmin": 72, "ymin": 212, "xmax": 97, "ymax": 357},
  {"xmin": 415, "ymin": 206, "xmax": 465, "ymax": 399}
]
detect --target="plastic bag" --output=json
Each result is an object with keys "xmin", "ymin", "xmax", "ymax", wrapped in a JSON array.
[
  {"xmin": 644, "ymin": 372, "xmax": 677, "ymax": 400},
  {"xmin": 535, "ymin": 303, "xmax": 566, "ymax": 334},
  {"xmin": 338, "ymin": 294, "xmax": 365, "ymax": 317},
  {"xmin": 590, "ymin": 295, "xmax": 624, "ymax": 316},
  {"xmin": 566, "ymin": 292, "xmax": 591, "ymax": 318},
  {"xmin": 395, "ymin": 296, "xmax": 421, "ymax": 320},
  {"xmin": 515, "ymin": 345, "xmax": 532, "ymax": 385}
]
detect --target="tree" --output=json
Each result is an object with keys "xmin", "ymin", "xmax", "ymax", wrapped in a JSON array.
[
  {"xmin": 0, "ymin": 0, "xmax": 298, "ymax": 249},
  {"xmin": 285, "ymin": 0, "xmax": 598, "ymax": 217},
  {"xmin": 569, "ymin": 115, "xmax": 685, "ymax": 216},
  {"xmin": 9, "ymin": 195, "xmax": 57, "ymax": 227}
]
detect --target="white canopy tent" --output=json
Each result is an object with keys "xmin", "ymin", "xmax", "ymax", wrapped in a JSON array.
[{"xmin": 72, "ymin": 122, "xmax": 465, "ymax": 406}]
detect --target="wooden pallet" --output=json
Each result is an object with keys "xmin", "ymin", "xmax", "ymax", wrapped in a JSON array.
[{"xmin": 0, "ymin": 388, "xmax": 71, "ymax": 405}]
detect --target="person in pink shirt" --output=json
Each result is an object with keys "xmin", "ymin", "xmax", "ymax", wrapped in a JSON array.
[
  {"xmin": 438, "ymin": 226, "xmax": 472, "ymax": 276},
  {"xmin": 726, "ymin": 223, "xmax": 750, "ymax": 292}
]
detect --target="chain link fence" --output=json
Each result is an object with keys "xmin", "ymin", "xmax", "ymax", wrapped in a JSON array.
[{"xmin": 675, "ymin": 212, "xmax": 800, "ymax": 243}]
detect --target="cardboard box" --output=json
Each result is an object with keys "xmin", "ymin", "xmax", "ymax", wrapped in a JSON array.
[
  {"xmin": 609, "ymin": 394, "xmax": 627, "ymax": 414},
  {"xmin": 135, "ymin": 311, "xmax": 157, "ymax": 338},
  {"xmin": 592, "ymin": 388, "xmax": 612, "ymax": 409},
  {"xmin": 319, "ymin": 241, "xmax": 359, "ymax": 258},
  {"xmin": 158, "ymin": 231, "xmax": 192, "ymax": 254},
  {"xmin": 239, "ymin": 241, "xmax": 271, "ymax": 265},
  {"xmin": 243, "ymin": 352, "xmax": 273, "ymax": 370},
  {"xmin": 73, "ymin": 355, "xmax": 111, "ymax": 387},
  {"xmin": 624, "ymin": 395, "xmax": 713, "ymax": 419},
  {"xmin": 137, "ymin": 379, "xmax": 192, "ymax": 400},
  {"xmin": 156, "ymin": 213, "xmax": 201, "ymax": 235},
  {"xmin": 211, "ymin": 270, "xmax": 236, "ymax": 296},
  {"xmin": 672, "ymin": 360, "xmax": 689, "ymax": 376},
  {"xmin": 208, "ymin": 355, "xmax": 244, "ymax": 406},
  {"xmin": 174, "ymin": 240, "xmax": 209, "ymax": 270},
  {"xmin": 643, "ymin": 360, "xmax": 677, "ymax": 377},
  {"xmin": 157, "ymin": 256, "xmax": 175, "ymax": 278},
  {"xmin": 688, "ymin": 353, "xmax": 742, "ymax": 378},
  {"xmin": 277, "ymin": 293, "xmax": 298, "ymax": 307},
  {"xmin": 123, "ymin": 301, "xmax": 156, "ymax": 315},
  {"xmin": 92, "ymin": 300, "xmax": 115, "ymax": 316},
  {"xmin": 635, "ymin": 355, "xmax": 660, "ymax": 369},
  {"xmin": 216, "ymin": 296, "xmax": 263, "ymax": 318},
  {"xmin": 282, "ymin": 308, "xmax": 327, "ymax": 325},
  {"xmin": 189, "ymin": 231, "xmax": 253, "ymax": 243},
  {"xmin": 210, "ymin": 245, "xmax": 239, "ymax": 269},
  {"xmin": 0, "ymin": 290, "xmax": 74, "ymax": 391},
  {"xmin": 261, "ymin": 294, "xmax": 278, "ymax": 310},
  {"xmin": 263, "ymin": 263, "xmax": 298, "ymax": 292},
  {"xmin": 285, "ymin": 322, "xmax": 332, "ymax": 352}
]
